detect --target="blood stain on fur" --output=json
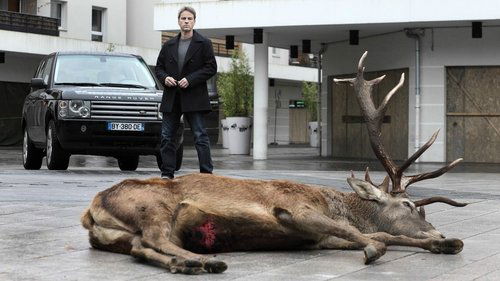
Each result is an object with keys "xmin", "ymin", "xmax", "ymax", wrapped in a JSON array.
[{"xmin": 196, "ymin": 218, "xmax": 216, "ymax": 249}]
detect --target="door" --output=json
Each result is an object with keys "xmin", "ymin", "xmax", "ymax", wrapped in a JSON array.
[
  {"xmin": 331, "ymin": 68, "xmax": 409, "ymax": 160},
  {"xmin": 446, "ymin": 66, "xmax": 500, "ymax": 163},
  {"xmin": 29, "ymin": 56, "xmax": 53, "ymax": 143},
  {"xmin": 289, "ymin": 108, "xmax": 310, "ymax": 144},
  {"xmin": 25, "ymin": 58, "xmax": 46, "ymax": 143}
]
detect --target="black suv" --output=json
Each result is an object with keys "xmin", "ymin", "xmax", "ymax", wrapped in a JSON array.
[{"xmin": 21, "ymin": 52, "xmax": 187, "ymax": 171}]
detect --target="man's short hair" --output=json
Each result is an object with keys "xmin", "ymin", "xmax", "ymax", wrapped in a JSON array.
[{"xmin": 178, "ymin": 6, "xmax": 196, "ymax": 19}]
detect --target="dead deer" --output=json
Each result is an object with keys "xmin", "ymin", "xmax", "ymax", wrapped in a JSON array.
[{"xmin": 81, "ymin": 51, "xmax": 467, "ymax": 275}]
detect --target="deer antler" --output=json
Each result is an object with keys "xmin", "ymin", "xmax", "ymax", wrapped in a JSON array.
[{"xmin": 334, "ymin": 51, "xmax": 466, "ymax": 207}]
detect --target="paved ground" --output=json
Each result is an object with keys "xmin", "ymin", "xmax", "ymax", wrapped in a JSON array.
[{"xmin": 1, "ymin": 145, "xmax": 500, "ymax": 281}]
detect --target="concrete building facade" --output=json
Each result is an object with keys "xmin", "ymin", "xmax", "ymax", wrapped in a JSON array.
[
  {"xmin": 0, "ymin": 0, "xmax": 316, "ymax": 147},
  {"xmin": 154, "ymin": 0, "xmax": 500, "ymax": 163}
]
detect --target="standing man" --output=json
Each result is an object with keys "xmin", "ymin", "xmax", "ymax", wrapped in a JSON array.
[{"xmin": 155, "ymin": 6, "xmax": 217, "ymax": 179}]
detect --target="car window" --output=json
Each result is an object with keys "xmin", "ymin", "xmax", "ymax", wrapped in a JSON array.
[
  {"xmin": 40, "ymin": 57, "xmax": 54, "ymax": 84},
  {"xmin": 53, "ymin": 55, "xmax": 156, "ymax": 88}
]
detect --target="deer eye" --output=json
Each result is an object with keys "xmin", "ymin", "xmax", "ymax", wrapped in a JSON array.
[{"xmin": 403, "ymin": 201, "xmax": 412, "ymax": 209}]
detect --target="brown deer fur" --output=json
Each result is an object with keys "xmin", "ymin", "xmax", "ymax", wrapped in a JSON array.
[
  {"xmin": 81, "ymin": 173, "xmax": 464, "ymax": 274},
  {"xmin": 82, "ymin": 52, "xmax": 466, "ymax": 274}
]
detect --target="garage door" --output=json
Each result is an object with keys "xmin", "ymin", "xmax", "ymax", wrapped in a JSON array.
[
  {"xmin": 446, "ymin": 67, "xmax": 500, "ymax": 163},
  {"xmin": 331, "ymin": 68, "xmax": 409, "ymax": 161}
]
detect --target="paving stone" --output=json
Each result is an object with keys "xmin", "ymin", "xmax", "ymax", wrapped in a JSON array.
[{"xmin": 1, "ymin": 146, "xmax": 499, "ymax": 280}]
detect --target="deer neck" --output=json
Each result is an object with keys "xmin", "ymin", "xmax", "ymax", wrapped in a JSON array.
[
  {"xmin": 344, "ymin": 194, "xmax": 382, "ymax": 233},
  {"xmin": 321, "ymin": 189, "xmax": 381, "ymax": 233}
]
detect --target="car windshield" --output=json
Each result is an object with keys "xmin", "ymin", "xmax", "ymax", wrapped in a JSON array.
[{"xmin": 53, "ymin": 54, "xmax": 157, "ymax": 88}]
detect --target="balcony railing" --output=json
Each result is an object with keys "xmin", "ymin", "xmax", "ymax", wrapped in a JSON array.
[
  {"xmin": 289, "ymin": 53, "xmax": 319, "ymax": 68},
  {"xmin": 162, "ymin": 32, "xmax": 240, "ymax": 58},
  {"xmin": 0, "ymin": 10, "xmax": 59, "ymax": 36}
]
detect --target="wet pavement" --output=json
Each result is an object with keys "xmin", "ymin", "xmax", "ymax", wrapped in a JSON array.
[{"xmin": 1, "ymin": 145, "xmax": 500, "ymax": 280}]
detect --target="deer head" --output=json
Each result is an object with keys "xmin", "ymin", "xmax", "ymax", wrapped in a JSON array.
[
  {"xmin": 348, "ymin": 174, "xmax": 443, "ymax": 239},
  {"xmin": 335, "ymin": 51, "xmax": 467, "ymax": 238}
]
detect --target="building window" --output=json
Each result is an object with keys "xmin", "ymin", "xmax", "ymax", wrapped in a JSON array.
[
  {"xmin": 4, "ymin": 0, "xmax": 20, "ymax": 12},
  {"xmin": 91, "ymin": 7, "xmax": 104, "ymax": 42},
  {"xmin": 50, "ymin": 1, "xmax": 66, "ymax": 29}
]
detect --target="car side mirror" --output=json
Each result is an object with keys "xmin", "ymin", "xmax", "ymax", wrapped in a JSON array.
[{"xmin": 31, "ymin": 78, "xmax": 47, "ymax": 89}]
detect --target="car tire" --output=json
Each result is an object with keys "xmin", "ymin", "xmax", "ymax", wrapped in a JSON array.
[
  {"xmin": 46, "ymin": 120, "xmax": 70, "ymax": 170},
  {"xmin": 22, "ymin": 127, "xmax": 43, "ymax": 170},
  {"xmin": 155, "ymin": 144, "xmax": 183, "ymax": 172},
  {"xmin": 118, "ymin": 155, "xmax": 139, "ymax": 171}
]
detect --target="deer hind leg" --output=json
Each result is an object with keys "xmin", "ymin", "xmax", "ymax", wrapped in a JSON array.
[
  {"xmin": 138, "ymin": 202, "xmax": 227, "ymax": 274},
  {"xmin": 273, "ymin": 207, "xmax": 386, "ymax": 264},
  {"xmin": 130, "ymin": 236, "xmax": 207, "ymax": 275},
  {"xmin": 88, "ymin": 224, "xmax": 135, "ymax": 254},
  {"xmin": 365, "ymin": 232, "xmax": 463, "ymax": 254}
]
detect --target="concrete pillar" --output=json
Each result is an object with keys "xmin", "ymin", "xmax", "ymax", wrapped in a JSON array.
[{"xmin": 253, "ymin": 32, "xmax": 269, "ymax": 160}]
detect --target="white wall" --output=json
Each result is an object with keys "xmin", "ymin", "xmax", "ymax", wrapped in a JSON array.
[
  {"xmin": 216, "ymin": 44, "xmax": 317, "ymax": 83},
  {"xmin": 0, "ymin": 30, "xmax": 159, "ymax": 65},
  {"xmin": 267, "ymin": 82, "xmax": 303, "ymax": 144},
  {"xmin": 156, "ymin": 0, "xmax": 500, "ymax": 30},
  {"xmin": 322, "ymin": 26, "xmax": 500, "ymax": 162},
  {"xmin": 126, "ymin": 0, "xmax": 161, "ymax": 49},
  {"xmin": 37, "ymin": 0, "xmax": 126, "ymax": 44}
]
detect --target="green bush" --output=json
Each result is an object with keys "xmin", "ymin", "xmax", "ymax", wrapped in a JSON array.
[
  {"xmin": 302, "ymin": 81, "xmax": 318, "ymax": 122},
  {"xmin": 217, "ymin": 51, "xmax": 253, "ymax": 117}
]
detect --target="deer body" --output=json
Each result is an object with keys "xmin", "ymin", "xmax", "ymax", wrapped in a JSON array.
[
  {"xmin": 84, "ymin": 174, "xmax": 342, "ymax": 253},
  {"xmin": 82, "ymin": 173, "xmax": 462, "ymax": 274},
  {"xmin": 82, "ymin": 52, "xmax": 466, "ymax": 274}
]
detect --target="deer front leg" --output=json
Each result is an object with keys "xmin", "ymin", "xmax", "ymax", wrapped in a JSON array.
[
  {"xmin": 316, "ymin": 233, "xmax": 463, "ymax": 255},
  {"xmin": 365, "ymin": 232, "xmax": 464, "ymax": 254},
  {"xmin": 273, "ymin": 207, "xmax": 386, "ymax": 264},
  {"xmin": 315, "ymin": 236, "xmax": 363, "ymax": 250}
]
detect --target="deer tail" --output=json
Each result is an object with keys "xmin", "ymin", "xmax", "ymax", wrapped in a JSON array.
[{"xmin": 81, "ymin": 208, "xmax": 95, "ymax": 230}]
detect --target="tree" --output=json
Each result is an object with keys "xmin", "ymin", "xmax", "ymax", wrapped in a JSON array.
[
  {"xmin": 217, "ymin": 51, "xmax": 253, "ymax": 117},
  {"xmin": 302, "ymin": 81, "xmax": 318, "ymax": 122}
]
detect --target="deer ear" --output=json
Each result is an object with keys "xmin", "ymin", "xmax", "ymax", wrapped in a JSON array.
[{"xmin": 347, "ymin": 177, "xmax": 388, "ymax": 202}]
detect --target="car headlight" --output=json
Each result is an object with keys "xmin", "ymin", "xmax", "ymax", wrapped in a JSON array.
[
  {"xmin": 58, "ymin": 100, "xmax": 91, "ymax": 119},
  {"xmin": 69, "ymin": 100, "xmax": 84, "ymax": 113},
  {"xmin": 58, "ymin": 100, "xmax": 68, "ymax": 118}
]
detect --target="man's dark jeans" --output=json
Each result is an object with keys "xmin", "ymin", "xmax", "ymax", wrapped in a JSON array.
[{"xmin": 160, "ymin": 107, "xmax": 213, "ymax": 178}]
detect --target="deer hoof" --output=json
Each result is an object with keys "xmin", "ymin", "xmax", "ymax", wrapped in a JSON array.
[
  {"xmin": 204, "ymin": 259, "xmax": 228, "ymax": 273},
  {"xmin": 430, "ymin": 238, "xmax": 464, "ymax": 254},
  {"xmin": 363, "ymin": 243, "xmax": 386, "ymax": 264},
  {"xmin": 169, "ymin": 258, "xmax": 204, "ymax": 275}
]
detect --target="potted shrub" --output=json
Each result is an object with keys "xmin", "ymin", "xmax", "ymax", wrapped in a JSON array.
[
  {"xmin": 217, "ymin": 51, "xmax": 254, "ymax": 154},
  {"xmin": 302, "ymin": 81, "xmax": 319, "ymax": 147}
]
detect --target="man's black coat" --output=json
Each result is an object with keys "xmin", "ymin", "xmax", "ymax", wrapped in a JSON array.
[{"xmin": 155, "ymin": 30, "xmax": 217, "ymax": 113}]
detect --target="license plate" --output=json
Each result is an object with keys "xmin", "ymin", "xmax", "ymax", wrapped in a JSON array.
[{"xmin": 107, "ymin": 122, "xmax": 144, "ymax": 131}]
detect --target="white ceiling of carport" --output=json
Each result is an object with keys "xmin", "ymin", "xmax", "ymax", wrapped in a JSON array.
[{"xmin": 194, "ymin": 20, "xmax": 500, "ymax": 53}]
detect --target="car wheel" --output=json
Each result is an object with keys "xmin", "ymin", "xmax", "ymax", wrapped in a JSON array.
[
  {"xmin": 118, "ymin": 155, "xmax": 139, "ymax": 171},
  {"xmin": 46, "ymin": 120, "xmax": 70, "ymax": 170},
  {"xmin": 22, "ymin": 127, "xmax": 43, "ymax": 170},
  {"xmin": 155, "ymin": 144, "xmax": 183, "ymax": 172}
]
